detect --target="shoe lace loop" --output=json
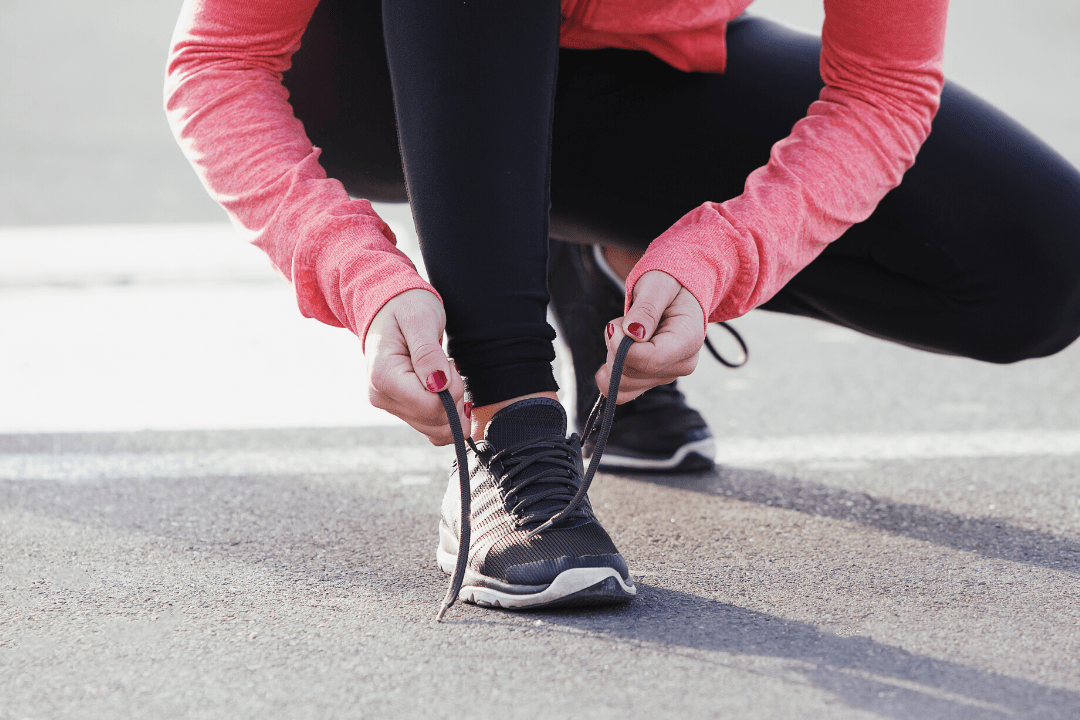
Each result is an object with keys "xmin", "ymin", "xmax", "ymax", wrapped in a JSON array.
[
  {"xmin": 492, "ymin": 439, "xmax": 583, "ymax": 524},
  {"xmin": 703, "ymin": 321, "xmax": 749, "ymax": 368},
  {"xmin": 434, "ymin": 334, "xmax": 635, "ymax": 621}
]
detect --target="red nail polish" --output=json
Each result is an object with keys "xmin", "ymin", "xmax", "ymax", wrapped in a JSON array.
[
  {"xmin": 426, "ymin": 370, "xmax": 447, "ymax": 392},
  {"xmin": 464, "ymin": 402, "xmax": 473, "ymax": 419},
  {"xmin": 606, "ymin": 322, "xmax": 614, "ymax": 340},
  {"xmin": 628, "ymin": 322, "xmax": 645, "ymax": 340}
]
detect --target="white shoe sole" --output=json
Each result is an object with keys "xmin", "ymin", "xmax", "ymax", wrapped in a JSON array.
[
  {"xmin": 592, "ymin": 438, "xmax": 716, "ymax": 471},
  {"xmin": 436, "ymin": 546, "xmax": 636, "ymax": 609}
]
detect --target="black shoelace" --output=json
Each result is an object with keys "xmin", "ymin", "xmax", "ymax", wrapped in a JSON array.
[
  {"xmin": 704, "ymin": 321, "xmax": 749, "ymax": 368},
  {"xmin": 434, "ymin": 334, "xmax": 635, "ymax": 621},
  {"xmin": 434, "ymin": 322, "xmax": 747, "ymax": 621}
]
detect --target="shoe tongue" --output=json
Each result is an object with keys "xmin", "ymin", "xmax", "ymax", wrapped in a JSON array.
[{"xmin": 485, "ymin": 398, "xmax": 567, "ymax": 451}]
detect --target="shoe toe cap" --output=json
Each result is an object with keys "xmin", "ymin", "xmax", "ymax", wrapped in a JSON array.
[
  {"xmin": 503, "ymin": 553, "xmax": 630, "ymax": 585},
  {"xmin": 477, "ymin": 522, "xmax": 628, "ymax": 585}
]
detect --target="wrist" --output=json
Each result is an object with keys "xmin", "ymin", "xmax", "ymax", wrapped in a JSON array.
[{"xmin": 626, "ymin": 204, "xmax": 742, "ymax": 328}]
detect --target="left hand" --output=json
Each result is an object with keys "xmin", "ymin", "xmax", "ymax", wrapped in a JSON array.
[{"xmin": 595, "ymin": 270, "xmax": 706, "ymax": 404}]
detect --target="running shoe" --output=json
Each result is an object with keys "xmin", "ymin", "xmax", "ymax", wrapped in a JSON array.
[
  {"xmin": 547, "ymin": 238, "xmax": 715, "ymax": 472},
  {"xmin": 436, "ymin": 396, "xmax": 636, "ymax": 611}
]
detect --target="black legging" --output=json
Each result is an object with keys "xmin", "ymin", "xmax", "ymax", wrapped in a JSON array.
[{"xmin": 283, "ymin": 0, "xmax": 1080, "ymax": 406}]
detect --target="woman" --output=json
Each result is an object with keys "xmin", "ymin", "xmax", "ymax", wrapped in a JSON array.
[{"xmin": 166, "ymin": 0, "xmax": 1080, "ymax": 612}]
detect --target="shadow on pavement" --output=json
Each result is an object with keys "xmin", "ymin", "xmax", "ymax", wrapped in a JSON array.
[
  {"xmin": 518, "ymin": 585, "xmax": 1079, "ymax": 720},
  {"xmin": 3, "ymin": 432, "xmax": 1078, "ymax": 719},
  {"xmin": 622, "ymin": 464, "xmax": 1080, "ymax": 575},
  {"xmin": 0, "ymin": 470, "xmax": 448, "ymax": 601}
]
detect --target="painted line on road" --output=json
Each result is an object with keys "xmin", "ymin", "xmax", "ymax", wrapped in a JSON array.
[
  {"xmin": 0, "ymin": 447, "xmax": 450, "ymax": 482},
  {"xmin": 1, "ymin": 429, "xmax": 1079, "ymax": 482},
  {"xmin": 712, "ymin": 429, "xmax": 1080, "ymax": 466}
]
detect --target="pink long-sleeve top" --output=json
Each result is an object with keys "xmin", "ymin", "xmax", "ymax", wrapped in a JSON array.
[{"xmin": 165, "ymin": 0, "xmax": 947, "ymax": 345}]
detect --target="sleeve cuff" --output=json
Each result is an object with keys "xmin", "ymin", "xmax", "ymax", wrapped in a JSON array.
[{"xmin": 622, "ymin": 202, "xmax": 743, "ymax": 331}]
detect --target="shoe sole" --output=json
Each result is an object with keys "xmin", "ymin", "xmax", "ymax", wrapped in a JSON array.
[
  {"xmin": 436, "ymin": 547, "xmax": 636, "ymax": 610},
  {"xmin": 591, "ymin": 438, "xmax": 716, "ymax": 472}
]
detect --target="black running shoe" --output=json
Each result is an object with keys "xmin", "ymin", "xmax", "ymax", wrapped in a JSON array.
[
  {"xmin": 436, "ymin": 397, "xmax": 636, "ymax": 610},
  {"xmin": 587, "ymin": 383, "xmax": 714, "ymax": 472},
  {"xmin": 547, "ymin": 238, "xmax": 716, "ymax": 472}
]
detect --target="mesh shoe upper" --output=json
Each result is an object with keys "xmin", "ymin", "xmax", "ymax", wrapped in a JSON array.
[{"xmin": 440, "ymin": 397, "xmax": 629, "ymax": 588}]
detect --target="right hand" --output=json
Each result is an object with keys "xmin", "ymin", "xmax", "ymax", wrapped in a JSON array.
[
  {"xmin": 365, "ymin": 289, "xmax": 469, "ymax": 445},
  {"xmin": 596, "ymin": 270, "xmax": 705, "ymax": 404}
]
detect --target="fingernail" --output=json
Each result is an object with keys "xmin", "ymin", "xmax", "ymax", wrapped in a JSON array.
[
  {"xmin": 628, "ymin": 322, "xmax": 645, "ymax": 340},
  {"xmin": 464, "ymin": 402, "xmax": 473, "ymax": 419},
  {"xmin": 606, "ymin": 322, "xmax": 614, "ymax": 340},
  {"xmin": 426, "ymin": 370, "xmax": 447, "ymax": 392}
]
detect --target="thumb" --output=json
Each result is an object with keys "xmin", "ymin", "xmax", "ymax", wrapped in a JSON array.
[
  {"xmin": 400, "ymin": 313, "xmax": 453, "ymax": 393},
  {"xmin": 621, "ymin": 270, "xmax": 681, "ymax": 343}
]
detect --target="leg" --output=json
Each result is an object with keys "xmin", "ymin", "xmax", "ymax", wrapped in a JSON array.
[
  {"xmin": 547, "ymin": 24, "xmax": 818, "ymax": 470},
  {"xmin": 289, "ymin": 0, "xmax": 567, "ymax": 423},
  {"xmin": 379, "ymin": 0, "xmax": 634, "ymax": 610},
  {"xmin": 548, "ymin": 15, "xmax": 1080, "ymax": 364},
  {"xmin": 282, "ymin": 0, "xmax": 405, "ymax": 202},
  {"xmin": 289, "ymin": 0, "xmax": 635, "ymax": 612},
  {"xmin": 763, "ymin": 78, "xmax": 1080, "ymax": 363},
  {"xmin": 382, "ymin": 0, "xmax": 562, "ymax": 409}
]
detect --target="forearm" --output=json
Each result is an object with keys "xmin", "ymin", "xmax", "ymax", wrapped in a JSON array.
[
  {"xmin": 164, "ymin": 0, "xmax": 435, "ymax": 343},
  {"xmin": 626, "ymin": 0, "xmax": 948, "ymax": 324}
]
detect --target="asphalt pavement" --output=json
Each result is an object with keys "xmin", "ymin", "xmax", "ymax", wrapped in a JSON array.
[{"xmin": 2, "ymin": 1, "xmax": 1079, "ymax": 718}]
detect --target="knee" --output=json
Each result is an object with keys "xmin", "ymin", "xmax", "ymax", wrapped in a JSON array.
[{"xmin": 968, "ymin": 284, "xmax": 1080, "ymax": 364}]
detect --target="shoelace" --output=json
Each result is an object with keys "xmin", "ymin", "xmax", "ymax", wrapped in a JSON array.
[
  {"xmin": 433, "ymin": 322, "xmax": 746, "ymax": 620},
  {"xmin": 704, "ymin": 321, "xmax": 749, "ymax": 368},
  {"xmin": 486, "ymin": 438, "xmax": 590, "ymax": 527},
  {"xmin": 434, "ymin": 334, "xmax": 635, "ymax": 621}
]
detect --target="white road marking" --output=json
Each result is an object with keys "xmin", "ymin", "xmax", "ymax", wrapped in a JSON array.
[
  {"xmin": 399, "ymin": 474, "xmax": 431, "ymax": 486},
  {"xmin": 2, "ymin": 429, "xmax": 1079, "ymax": 483},
  {"xmin": 0, "ymin": 448, "xmax": 450, "ymax": 482},
  {"xmin": 714, "ymin": 429, "xmax": 1080, "ymax": 466}
]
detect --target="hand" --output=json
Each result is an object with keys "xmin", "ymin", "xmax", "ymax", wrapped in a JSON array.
[
  {"xmin": 595, "ymin": 270, "xmax": 705, "ymax": 404},
  {"xmin": 365, "ymin": 289, "xmax": 469, "ymax": 445}
]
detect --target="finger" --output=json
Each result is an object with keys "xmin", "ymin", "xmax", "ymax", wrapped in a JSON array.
[
  {"xmin": 615, "ymin": 379, "xmax": 676, "ymax": 404},
  {"xmin": 400, "ymin": 308, "xmax": 471, "ymax": 433},
  {"xmin": 370, "ymin": 361, "xmax": 469, "ymax": 439},
  {"xmin": 594, "ymin": 359, "xmax": 679, "ymax": 404},
  {"xmin": 617, "ymin": 354, "xmax": 699, "ymax": 381},
  {"xmin": 605, "ymin": 294, "xmax": 704, "ymax": 380},
  {"xmin": 370, "ymin": 385, "xmax": 465, "ymax": 437},
  {"xmin": 594, "ymin": 323, "xmax": 663, "ymax": 403},
  {"xmin": 370, "ymin": 393, "xmax": 458, "ymax": 445},
  {"xmin": 367, "ymin": 354, "xmax": 449, "ymax": 428},
  {"xmin": 616, "ymin": 335, "xmax": 699, "ymax": 376},
  {"xmin": 619, "ymin": 270, "xmax": 681, "ymax": 343},
  {"xmin": 593, "ymin": 366, "xmax": 678, "ymax": 404},
  {"xmin": 599, "ymin": 317, "xmax": 697, "ymax": 379},
  {"xmin": 400, "ymin": 311, "xmax": 454, "ymax": 396},
  {"xmin": 414, "ymin": 423, "xmax": 457, "ymax": 446}
]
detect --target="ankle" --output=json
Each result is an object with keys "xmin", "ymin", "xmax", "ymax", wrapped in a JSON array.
[
  {"xmin": 471, "ymin": 391, "xmax": 560, "ymax": 441},
  {"xmin": 599, "ymin": 246, "xmax": 643, "ymax": 283}
]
